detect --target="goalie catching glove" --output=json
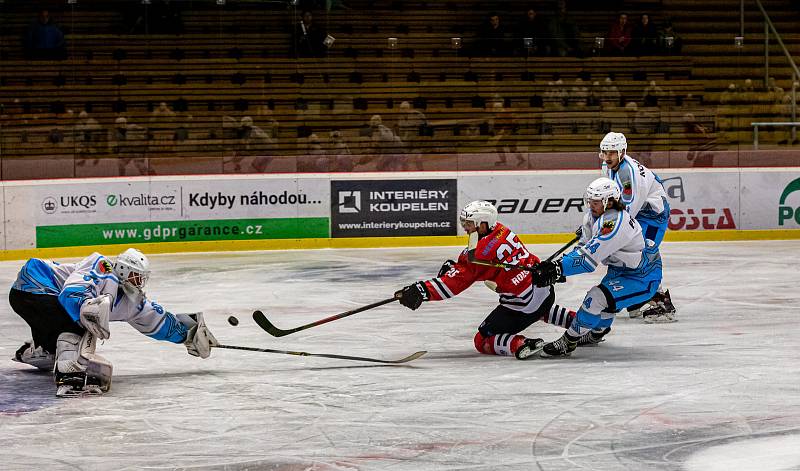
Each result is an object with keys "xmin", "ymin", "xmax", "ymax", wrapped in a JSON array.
[
  {"xmin": 181, "ymin": 313, "xmax": 219, "ymax": 359},
  {"xmin": 396, "ymin": 281, "xmax": 430, "ymax": 310},
  {"xmin": 530, "ymin": 260, "xmax": 564, "ymax": 287},
  {"xmin": 79, "ymin": 294, "xmax": 112, "ymax": 340}
]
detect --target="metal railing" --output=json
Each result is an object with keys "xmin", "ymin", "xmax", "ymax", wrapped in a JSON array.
[
  {"xmin": 754, "ymin": 0, "xmax": 799, "ymax": 141},
  {"xmin": 750, "ymin": 122, "xmax": 800, "ymax": 149}
]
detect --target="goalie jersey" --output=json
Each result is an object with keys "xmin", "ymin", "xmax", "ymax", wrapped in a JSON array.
[
  {"xmin": 420, "ymin": 222, "xmax": 551, "ymax": 314},
  {"xmin": 12, "ymin": 253, "xmax": 188, "ymax": 343}
]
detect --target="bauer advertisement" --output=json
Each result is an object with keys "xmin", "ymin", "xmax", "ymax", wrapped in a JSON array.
[{"xmin": 5, "ymin": 176, "xmax": 329, "ymax": 249}]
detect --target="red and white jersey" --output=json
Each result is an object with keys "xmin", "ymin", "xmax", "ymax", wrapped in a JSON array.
[{"xmin": 422, "ymin": 223, "xmax": 551, "ymax": 314}]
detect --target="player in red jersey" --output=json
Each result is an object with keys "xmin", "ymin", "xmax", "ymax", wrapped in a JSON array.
[{"xmin": 396, "ymin": 200, "xmax": 577, "ymax": 360}]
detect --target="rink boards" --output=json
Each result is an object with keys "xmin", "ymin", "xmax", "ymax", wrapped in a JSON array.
[{"xmin": 1, "ymin": 168, "xmax": 800, "ymax": 259}]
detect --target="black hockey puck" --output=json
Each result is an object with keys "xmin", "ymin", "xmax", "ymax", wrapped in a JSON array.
[{"xmin": 228, "ymin": 316, "xmax": 239, "ymax": 326}]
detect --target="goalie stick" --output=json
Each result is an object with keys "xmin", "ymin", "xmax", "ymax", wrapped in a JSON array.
[
  {"xmin": 215, "ymin": 344, "xmax": 426, "ymax": 364},
  {"xmin": 253, "ymin": 295, "xmax": 399, "ymax": 337}
]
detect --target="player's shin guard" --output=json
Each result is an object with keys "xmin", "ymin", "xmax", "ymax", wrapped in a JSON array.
[{"xmin": 474, "ymin": 332, "xmax": 540, "ymax": 357}]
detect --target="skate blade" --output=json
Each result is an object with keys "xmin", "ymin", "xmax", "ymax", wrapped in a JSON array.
[
  {"xmin": 643, "ymin": 315, "xmax": 678, "ymax": 324},
  {"xmin": 516, "ymin": 345, "xmax": 544, "ymax": 360},
  {"xmin": 56, "ymin": 385, "xmax": 103, "ymax": 398}
]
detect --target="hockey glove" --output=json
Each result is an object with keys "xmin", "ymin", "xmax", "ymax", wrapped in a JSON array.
[
  {"xmin": 79, "ymin": 294, "xmax": 112, "ymax": 340},
  {"xmin": 437, "ymin": 259, "xmax": 457, "ymax": 278},
  {"xmin": 531, "ymin": 260, "xmax": 563, "ymax": 287},
  {"xmin": 184, "ymin": 313, "xmax": 219, "ymax": 359},
  {"xmin": 397, "ymin": 281, "xmax": 430, "ymax": 310}
]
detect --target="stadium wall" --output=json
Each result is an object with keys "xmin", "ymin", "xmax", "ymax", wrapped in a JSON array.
[{"xmin": 2, "ymin": 169, "xmax": 800, "ymax": 261}]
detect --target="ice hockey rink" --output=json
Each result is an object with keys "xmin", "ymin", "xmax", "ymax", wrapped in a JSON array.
[{"xmin": 1, "ymin": 240, "xmax": 800, "ymax": 471}]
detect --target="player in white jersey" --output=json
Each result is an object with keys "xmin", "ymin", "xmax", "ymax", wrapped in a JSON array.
[
  {"xmin": 9, "ymin": 248, "xmax": 218, "ymax": 396},
  {"xmin": 529, "ymin": 177, "xmax": 663, "ymax": 357},
  {"xmin": 599, "ymin": 131, "xmax": 676, "ymax": 322}
]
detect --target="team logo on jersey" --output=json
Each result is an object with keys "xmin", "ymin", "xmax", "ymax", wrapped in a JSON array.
[
  {"xmin": 97, "ymin": 260, "xmax": 113, "ymax": 274},
  {"xmin": 622, "ymin": 181, "xmax": 633, "ymax": 196},
  {"xmin": 601, "ymin": 220, "xmax": 616, "ymax": 235}
]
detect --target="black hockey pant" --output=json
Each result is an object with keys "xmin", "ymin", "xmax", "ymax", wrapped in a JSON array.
[{"xmin": 9, "ymin": 288, "xmax": 84, "ymax": 354}]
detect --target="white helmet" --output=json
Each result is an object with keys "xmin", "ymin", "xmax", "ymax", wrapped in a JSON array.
[
  {"xmin": 584, "ymin": 177, "xmax": 622, "ymax": 210},
  {"xmin": 459, "ymin": 200, "xmax": 498, "ymax": 231},
  {"xmin": 599, "ymin": 131, "xmax": 627, "ymax": 157},
  {"xmin": 114, "ymin": 248, "xmax": 150, "ymax": 296}
]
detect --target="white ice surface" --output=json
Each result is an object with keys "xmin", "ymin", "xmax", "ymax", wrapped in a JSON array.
[{"xmin": 1, "ymin": 241, "xmax": 799, "ymax": 471}]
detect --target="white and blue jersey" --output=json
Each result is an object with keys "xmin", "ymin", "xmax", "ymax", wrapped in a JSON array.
[
  {"xmin": 605, "ymin": 155, "xmax": 670, "ymax": 246},
  {"xmin": 12, "ymin": 253, "xmax": 188, "ymax": 343},
  {"xmin": 560, "ymin": 208, "xmax": 662, "ymax": 335}
]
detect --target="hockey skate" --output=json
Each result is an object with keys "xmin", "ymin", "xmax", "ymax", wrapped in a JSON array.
[
  {"xmin": 514, "ymin": 338, "xmax": 544, "ymax": 360},
  {"xmin": 540, "ymin": 333, "xmax": 578, "ymax": 358},
  {"xmin": 641, "ymin": 290, "xmax": 677, "ymax": 324},
  {"xmin": 577, "ymin": 327, "xmax": 611, "ymax": 347},
  {"xmin": 55, "ymin": 371, "xmax": 104, "ymax": 398},
  {"xmin": 12, "ymin": 341, "xmax": 55, "ymax": 371}
]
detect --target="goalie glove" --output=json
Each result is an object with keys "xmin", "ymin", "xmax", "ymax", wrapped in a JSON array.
[
  {"xmin": 396, "ymin": 281, "xmax": 430, "ymax": 311},
  {"xmin": 183, "ymin": 313, "xmax": 219, "ymax": 359},
  {"xmin": 79, "ymin": 294, "xmax": 111, "ymax": 340},
  {"xmin": 531, "ymin": 260, "xmax": 564, "ymax": 287}
]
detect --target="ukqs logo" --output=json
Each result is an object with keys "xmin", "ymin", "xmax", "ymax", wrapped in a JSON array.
[
  {"xmin": 42, "ymin": 195, "xmax": 96, "ymax": 213},
  {"xmin": 778, "ymin": 177, "xmax": 800, "ymax": 226},
  {"xmin": 42, "ymin": 197, "xmax": 57, "ymax": 214}
]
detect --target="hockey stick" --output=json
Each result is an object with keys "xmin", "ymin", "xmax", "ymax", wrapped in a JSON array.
[
  {"xmin": 466, "ymin": 227, "xmax": 581, "ymax": 272},
  {"xmin": 215, "ymin": 344, "xmax": 426, "ymax": 364},
  {"xmin": 253, "ymin": 294, "xmax": 400, "ymax": 338}
]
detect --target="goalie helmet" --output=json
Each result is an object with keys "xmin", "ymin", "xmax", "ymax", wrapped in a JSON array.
[
  {"xmin": 459, "ymin": 200, "xmax": 498, "ymax": 231},
  {"xmin": 599, "ymin": 131, "xmax": 627, "ymax": 157},
  {"xmin": 584, "ymin": 177, "xmax": 622, "ymax": 210},
  {"xmin": 114, "ymin": 248, "xmax": 150, "ymax": 296}
]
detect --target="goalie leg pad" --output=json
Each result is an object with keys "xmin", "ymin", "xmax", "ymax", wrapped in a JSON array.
[{"xmin": 54, "ymin": 331, "xmax": 112, "ymax": 393}]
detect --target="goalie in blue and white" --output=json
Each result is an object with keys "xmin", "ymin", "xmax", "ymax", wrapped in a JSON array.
[
  {"xmin": 529, "ymin": 177, "xmax": 663, "ymax": 357},
  {"xmin": 9, "ymin": 248, "xmax": 218, "ymax": 397},
  {"xmin": 599, "ymin": 131, "xmax": 675, "ymax": 322}
]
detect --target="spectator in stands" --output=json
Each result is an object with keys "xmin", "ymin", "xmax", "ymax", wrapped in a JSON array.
[
  {"xmin": 292, "ymin": 10, "xmax": 328, "ymax": 58},
  {"xmin": 683, "ymin": 113, "xmax": 716, "ymax": 167},
  {"xmin": 256, "ymin": 106, "xmax": 281, "ymax": 140},
  {"xmin": 488, "ymin": 102, "xmax": 524, "ymax": 168},
  {"xmin": 112, "ymin": 116, "xmax": 149, "ymax": 176},
  {"xmin": 475, "ymin": 12, "xmax": 511, "ymax": 57},
  {"xmin": 632, "ymin": 14, "xmax": 659, "ymax": 55},
  {"xmin": 570, "ymin": 78, "xmax": 590, "ymax": 107},
  {"xmin": 642, "ymin": 80, "xmax": 669, "ymax": 106},
  {"xmin": 606, "ymin": 13, "xmax": 633, "ymax": 55},
  {"xmin": 297, "ymin": 133, "xmax": 328, "ymax": 172},
  {"xmin": 395, "ymin": 101, "xmax": 428, "ymax": 170},
  {"xmin": 356, "ymin": 114, "xmax": 404, "ymax": 171},
  {"xmin": 24, "ymin": 9, "xmax": 66, "ymax": 60},
  {"xmin": 720, "ymin": 83, "xmax": 738, "ymax": 105},
  {"xmin": 545, "ymin": 79, "xmax": 569, "ymax": 108},
  {"xmin": 659, "ymin": 20, "xmax": 682, "ymax": 55},
  {"xmin": 238, "ymin": 116, "xmax": 274, "ymax": 172},
  {"xmin": 599, "ymin": 77, "xmax": 622, "ymax": 107},
  {"xmin": 149, "ymin": 102, "xmax": 176, "ymax": 144},
  {"xmin": 547, "ymin": 1, "xmax": 581, "ymax": 57},
  {"xmin": 74, "ymin": 111, "xmax": 103, "ymax": 168},
  {"xmin": 514, "ymin": 7, "xmax": 547, "ymax": 56},
  {"xmin": 329, "ymin": 130, "xmax": 354, "ymax": 172}
]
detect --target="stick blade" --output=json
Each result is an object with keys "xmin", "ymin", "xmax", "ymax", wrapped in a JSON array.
[{"xmin": 252, "ymin": 310, "xmax": 291, "ymax": 337}]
